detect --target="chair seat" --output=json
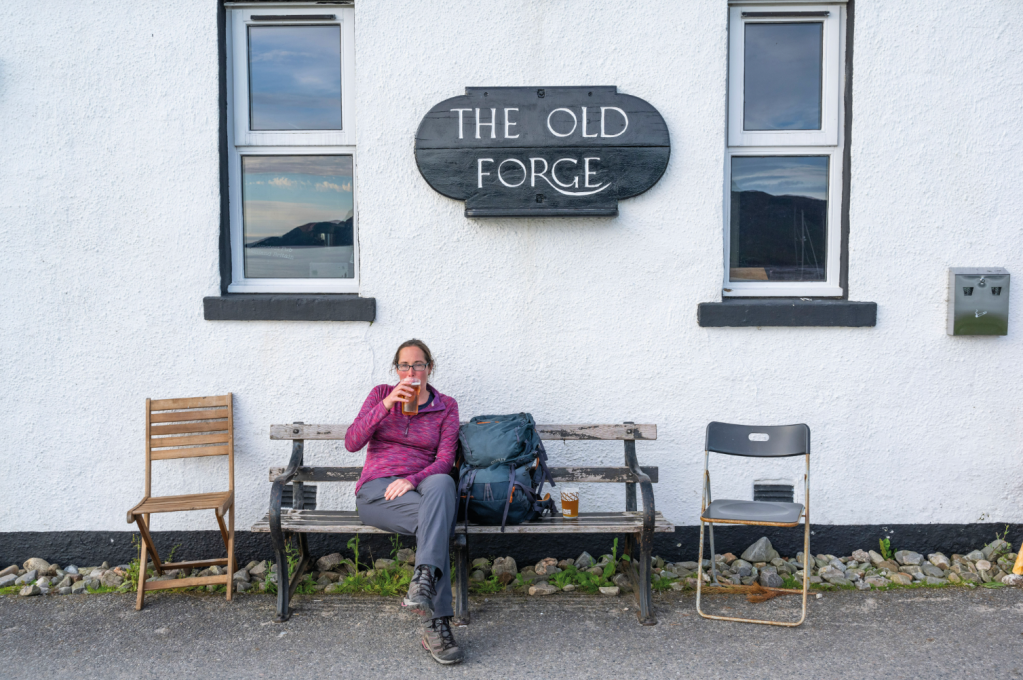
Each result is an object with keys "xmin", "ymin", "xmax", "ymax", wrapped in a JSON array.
[
  {"xmin": 128, "ymin": 491, "xmax": 233, "ymax": 522},
  {"xmin": 702, "ymin": 499, "xmax": 804, "ymax": 526}
]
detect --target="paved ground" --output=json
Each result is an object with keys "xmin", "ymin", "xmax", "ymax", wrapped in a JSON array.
[{"xmin": 1, "ymin": 587, "xmax": 1022, "ymax": 679}]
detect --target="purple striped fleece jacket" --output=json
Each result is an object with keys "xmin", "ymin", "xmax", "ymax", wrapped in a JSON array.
[{"xmin": 345, "ymin": 383, "xmax": 460, "ymax": 493}]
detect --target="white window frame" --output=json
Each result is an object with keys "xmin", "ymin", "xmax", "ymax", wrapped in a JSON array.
[
  {"xmin": 226, "ymin": 4, "xmax": 358, "ymax": 294},
  {"xmin": 724, "ymin": 2, "xmax": 846, "ymax": 298}
]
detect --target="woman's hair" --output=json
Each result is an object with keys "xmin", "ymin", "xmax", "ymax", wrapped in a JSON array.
[{"xmin": 392, "ymin": 339, "xmax": 435, "ymax": 371}]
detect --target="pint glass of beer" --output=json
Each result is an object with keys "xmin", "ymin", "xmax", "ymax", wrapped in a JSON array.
[
  {"xmin": 402, "ymin": 379, "xmax": 421, "ymax": 415},
  {"xmin": 560, "ymin": 487, "xmax": 580, "ymax": 519}
]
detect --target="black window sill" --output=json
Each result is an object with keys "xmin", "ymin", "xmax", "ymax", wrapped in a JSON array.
[
  {"xmin": 698, "ymin": 299, "xmax": 876, "ymax": 327},
  {"xmin": 203, "ymin": 294, "xmax": 375, "ymax": 322}
]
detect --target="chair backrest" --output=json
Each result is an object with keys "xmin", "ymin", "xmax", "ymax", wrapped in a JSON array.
[
  {"xmin": 145, "ymin": 394, "xmax": 234, "ymax": 496},
  {"xmin": 705, "ymin": 422, "xmax": 809, "ymax": 457}
]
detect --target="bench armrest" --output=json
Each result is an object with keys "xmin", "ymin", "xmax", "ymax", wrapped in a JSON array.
[
  {"xmin": 269, "ymin": 438, "xmax": 305, "ymax": 556},
  {"xmin": 623, "ymin": 437, "xmax": 655, "ymax": 535}
]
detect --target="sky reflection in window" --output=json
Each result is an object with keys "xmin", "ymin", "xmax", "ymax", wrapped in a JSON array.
[
  {"xmin": 744, "ymin": 23, "xmax": 822, "ymax": 131},
  {"xmin": 248, "ymin": 26, "xmax": 342, "ymax": 130}
]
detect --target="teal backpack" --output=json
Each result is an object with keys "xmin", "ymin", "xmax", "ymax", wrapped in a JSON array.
[{"xmin": 456, "ymin": 413, "xmax": 557, "ymax": 532}]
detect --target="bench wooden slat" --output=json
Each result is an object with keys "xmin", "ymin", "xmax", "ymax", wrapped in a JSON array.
[
  {"xmin": 270, "ymin": 423, "xmax": 657, "ymax": 441},
  {"xmin": 251, "ymin": 510, "xmax": 674, "ymax": 534},
  {"xmin": 268, "ymin": 466, "xmax": 659, "ymax": 484}
]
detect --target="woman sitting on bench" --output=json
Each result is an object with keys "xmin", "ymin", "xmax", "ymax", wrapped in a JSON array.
[{"xmin": 345, "ymin": 339, "xmax": 463, "ymax": 665}]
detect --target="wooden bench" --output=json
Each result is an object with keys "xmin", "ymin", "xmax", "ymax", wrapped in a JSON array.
[{"xmin": 251, "ymin": 422, "xmax": 673, "ymax": 625}]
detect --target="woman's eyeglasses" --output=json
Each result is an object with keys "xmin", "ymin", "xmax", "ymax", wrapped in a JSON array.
[{"xmin": 396, "ymin": 362, "xmax": 429, "ymax": 372}]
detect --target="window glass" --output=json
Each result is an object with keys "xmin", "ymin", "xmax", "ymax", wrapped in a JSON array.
[
  {"xmin": 242, "ymin": 155, "xmax": 354, "ymax": 279},
  {"xmin": 248, "ymin": 26, "xmax": 343, "ymax": 130},
  {"xmin": 729, "ymin": 156, "xmax": 828, "ymax": 281},
  {"xmin": 743, "ymin": 23, "xmax": 822, "ymax": 130}
]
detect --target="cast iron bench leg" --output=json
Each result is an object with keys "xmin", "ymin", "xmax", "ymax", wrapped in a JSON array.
[
  {"xmin": 452, "ymin": 533, "xmax": 470, "ymax": 625},
  {"xmin": 274, "ymin": 541, "xmax": 290, "ymax": 622}
]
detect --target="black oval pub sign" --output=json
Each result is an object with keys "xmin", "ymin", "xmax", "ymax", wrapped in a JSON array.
[{"xmin": 415, "ymin": 87, "xmax": 670, "ymax": 217}]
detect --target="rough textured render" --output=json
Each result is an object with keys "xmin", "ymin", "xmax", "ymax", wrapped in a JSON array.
[{"xmin": 0, "ymin": 0, "xmax": 1020, "ymax": 534}]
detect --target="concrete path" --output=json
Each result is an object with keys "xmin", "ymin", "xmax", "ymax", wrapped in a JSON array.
[{"xmin": 1, "ymin": 588, "xmax": 1022, "ymax": 679}]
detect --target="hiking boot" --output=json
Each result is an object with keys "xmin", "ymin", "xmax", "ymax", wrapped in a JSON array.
[
  {"xmin": 421, "ymin": 616, "xmax": 464, "ymax": 665},
  {"xmin": 403, "ymin": 564, "xmax": 437, "ymax": 617}
]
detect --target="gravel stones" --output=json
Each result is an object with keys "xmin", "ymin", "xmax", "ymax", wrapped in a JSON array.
[
  {"xmin": 14, "ymin": 570, "xmax": 38, "ymax": 586},
  {"xmin": 975, "ymin": 560, "xmax": 992, "ymax": 572},
  {"xmin": 927, "ymin": 553, "xmax": 951, "ymax": 570},
  {"xmin": 472, "ymin": 558, "xmax": 492, "ymax": 574},
  {"xmin": 249, "ymin": 561, "xmax": 268, "ymax": 577},
  {"xmin": 19, "ymin": 585, "xmax": 41, "ymax": 597},
  {"xmin": 373, "ymin": 559, "xmax": 395, "ymax": 570},
  {"xmin": 492, "ymin": 557, "xmax": 518, "ymax": 585},
  {"xmin": 534, "ymin": 558, "xmax": 560, "ymax": 577},
  {"xmin": 982, "ymin": 539, "xmax": 1009, "ymax": 561},
  {"xmin": 395, "ymin": 548, "xmax": 416, "ymax": 565},
  {"xmin": 233, "ymin": 569, "xmax": 250, "ymax": 583},
  {"xmin": 100, "ymin": 571, "xmax": 124, "ymax": 588},
  {"xmin": 865, "ymin": 576, "xmax": 890, "ymax": 588},
  {"xmin": 819, "ymin": 566, "xmax": 845, "ymax": 582},
  {"xmin": 741, "ymin": 537, "xmax": 774, "ymax": 563},
  {"xmin": 759, "ymin": 570, "xmax": 784, "ymax": 588},
  {"xmin": 921, "ymin": 564, "xmax": 945, "ymax": 579},
  {"xmin": 574, "ymin": 552, "xmax": 595, "ymax": 570},
  {"xmin": 0, "ymin": 574, "xmax": 18, "ymax": 588},
  {"xmin": 1002, "ymin": 574, "xmax": 1023, "ymax": 587},
  {"xmin": 316, "ymin": 553, "xmax": 343, "ymax": 572},
  {"xmin": 528, "ymin": 582, "xmax": 557, "ymax": 596},
  {"xmin": 731, "ymin": 559, "xmax": 753, "ymax": 577},
  {"xmin": 894, "ymin": 551, "xmax": 923, "ymax": 566},
  {"xmin": 0, "ymin": 565, "xmax": 18, "ymax": 578},
  {"xmin": 851, "ymin": 549, "xmax": 871, "ymax": 563},
  {"xmin": 71, "ymin": 581, "xmax": 88, "ymax": 594},
  {"xmin": 867, "ymin": 550, "xmax": 885, "ymax": 566},
  {"xmin": 23, "ymin": 558, "xmax": 51, "ymax": 574},
  {"xmin": 890, "ymin": 573, "xmax": 913, "ymax": 585},
  {"xmin": 966, "ymin": 550, "xmax": 985, "ymax": 561},
  {"xmin": 599, "ymin": 586, "xmax": 620, "ymax": 596},
  {"xmin": 878, "ymin": 560, "xmax": 901, "ymax": 573},
  {"xmin": 612, "ymin": 573, "xmax": 632, "ymax": 592}
]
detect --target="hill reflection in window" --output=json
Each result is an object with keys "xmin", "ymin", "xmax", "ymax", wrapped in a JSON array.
[
  {"xmin": 730, "ymin": 156, "xmax": 828, "ymax": 282},
  {"xmin": 242, "ymin": 155, "xmax": 354, "ymax": 279}
]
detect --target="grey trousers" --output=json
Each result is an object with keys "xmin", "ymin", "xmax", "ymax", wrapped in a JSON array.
[{"xmin": 355, "ymin": 474, "xmax": 456, "ymax": 619}]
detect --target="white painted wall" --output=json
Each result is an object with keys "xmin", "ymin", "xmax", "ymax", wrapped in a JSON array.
[{"xmin": 1, "ymin": 0, "xmax": 1020, "ymax": 534}]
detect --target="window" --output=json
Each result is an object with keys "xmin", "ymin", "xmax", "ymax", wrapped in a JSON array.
[
  {"xmin": 725, "ymin": 3, "xmax": 845, "ymax": 297},
  {"xmin": 226, "ymin": 6, "xmax": 357, "ymax": 293}
]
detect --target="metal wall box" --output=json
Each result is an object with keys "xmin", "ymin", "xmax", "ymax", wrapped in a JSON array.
[{"xmin": 948, "ymin": 268, "xmax": 1010, "ymax": 335}]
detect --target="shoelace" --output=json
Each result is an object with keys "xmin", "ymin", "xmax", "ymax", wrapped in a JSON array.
[
  {"xmin": 431, "ymin": 617, "xmax": 457, "ymax": 650},
  {"xmin": 414, "ymin": 565, "xmax": 436, "ymax": 598}
]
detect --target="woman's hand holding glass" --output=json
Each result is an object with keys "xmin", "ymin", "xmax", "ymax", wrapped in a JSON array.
[{"xmin": 382, "ymin": 376, "xmax": 417, "ymax": 410}]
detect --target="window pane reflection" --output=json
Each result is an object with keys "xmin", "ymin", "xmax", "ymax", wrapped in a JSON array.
[
  {"xmin": 242, "ymin": 156, "xmax": 354, "ymax": 279},
  {"xmin": 744, "ymin": 23, "xmax": 822, "ymax": 130},
  {"xmin": 248, "ymin": 26, "xmax": 342, "ymax": 130},
  {"xmin": 730, "ymin": 156, "xmax": 828, "ymax": 282}
]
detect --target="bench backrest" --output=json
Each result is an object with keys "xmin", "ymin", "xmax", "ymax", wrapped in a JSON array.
[{"xmin": 268, "ymin": 422, "xmax": 657, "ymax": 484}]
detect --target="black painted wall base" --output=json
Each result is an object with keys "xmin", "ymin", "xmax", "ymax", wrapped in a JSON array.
[{"xmin": 2, "ymin": 524, "xmax": 1019, "ymax": 568}]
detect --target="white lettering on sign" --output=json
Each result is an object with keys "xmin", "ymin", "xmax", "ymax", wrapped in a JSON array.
[
  {"xmin": 498, "ymin": 158, "xmax": 527, "ymax": 187},
  {"xmin": 519, "ymin": 156, "xmax": 608, "ymax": 196},
  {"xmin": 476, "ymin": 108, "xmax": 497, "ymax": 139},
  {"xmin": 551, "ymin": 158, "xmax": 578, "ymax": 188},
  {"xmin": 450, "ymin": 108, "xmax": 472, "ymax": 139},
  {"xmin": 600, "ymin": 107, "xmax": 628, "ymax": 138},
  {"xmin": 546, "ymin": 108, "xmax": 578, "ymax": 137},
  {"xmin": 581, "ymin": 107, "xmax": 598, "ymax": 138},
  {"xmin": 504, "ymin": 108, "xmax": 519, "ymax": 139},
  {"xmin": 454, "ymin": 106, "xmax": 628, "ymax": 141},
  {"xmin": 477, "ymin": 158, "xmax": 494, "ymax": 188}
]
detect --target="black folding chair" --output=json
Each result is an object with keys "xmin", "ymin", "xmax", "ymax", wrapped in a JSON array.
[{"xmin": 696, "ymin": 422, "xmax": 811, "ymax": 626}]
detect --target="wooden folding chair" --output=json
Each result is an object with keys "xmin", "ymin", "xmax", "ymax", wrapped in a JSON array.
[{"xmin": 127, "ymin": 394, "xmax": 236, "ymax": 610}]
